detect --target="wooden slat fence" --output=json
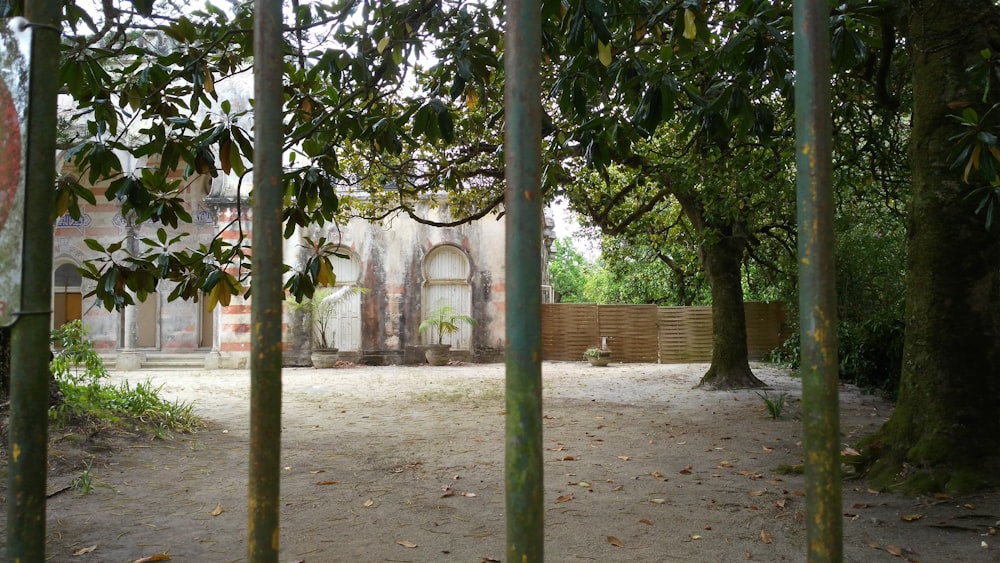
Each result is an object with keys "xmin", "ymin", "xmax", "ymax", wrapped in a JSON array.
[{"xmin": 542, "ymin": 302, "xmax": 787, "ymax": 363}]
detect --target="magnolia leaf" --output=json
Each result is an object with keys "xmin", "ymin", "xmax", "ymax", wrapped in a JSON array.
[
  {"xmin": 598, "ymin": 40, "xmax": 612, "ymax": 67},
  {"xmin": 760, "ymin": 529, "xmax": 773, "ymax": 544},
  {"xmin": 683, "ymin": 8, "xmax": 697, "ymax": 40},
  {"xmin": 396, "ymin": 540, "xmax": 418, "ymax": 548},
  {"xmin": 607, "ymin": 536, "xmax": 623, "ymax": 547},
  {"xmin": 377, "ymin": 37, "xmax": 391, "ymax": 55},
  {"xmin": 211, "ymin": 504, "xmax": 223, "ymax": 516},
  {"xmin": 362, "ymin": 498, "xmax": 375, "ymax": 507},
  {"xmin": 555, "ymin": 493, "xmax": 574, "ymax": 503}
]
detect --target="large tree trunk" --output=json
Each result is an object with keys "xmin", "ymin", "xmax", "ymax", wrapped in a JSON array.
[
  {"xmin": 861, "ymin": 0, "xmax": 1000, "ymax": 493},
  {"xmin": 696, "ymin": 229, "xmax": 765, "ymax": 389}
]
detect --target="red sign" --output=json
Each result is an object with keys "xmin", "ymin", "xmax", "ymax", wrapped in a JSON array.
[{"xmin": 0, "ymin": 20, "xmax": 30, "ymax": 327}]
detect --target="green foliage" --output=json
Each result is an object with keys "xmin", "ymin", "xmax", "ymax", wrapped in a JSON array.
[
  {"xmin": 755, "ymin": 391, "xmax": 787, "ymax": 420},
  {"xmin": 73, "ymin": 457, "xmax": 96, "ymax": 494},
  {"xmin": 50, "ymin": 321, "xmax": 200, "ymax": 433},
  {"xmin": 418, "ymin": 301, "xmax": 477, "ymax": 345},
  {"xmin": 548, "ymin": 237, "xmax": 591, "ymax": 303}
]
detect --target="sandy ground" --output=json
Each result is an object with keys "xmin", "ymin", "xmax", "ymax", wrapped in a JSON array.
[{"xmin": 2, "ymin": 361, "xmax": 999, "ymax": 562}]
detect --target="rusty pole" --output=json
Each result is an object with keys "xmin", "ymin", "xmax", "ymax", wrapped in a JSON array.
[
  {"xmin": 794, "ymin": 0, "xmax": 842, "ymax": 560},
  {"xmin": 7, "ymin": 2, "xmax": 60, "ymax": 560},
  {"xmin": 504, "ymin": 0, "xmax": 544, "ymax": 560},
  {"xmin": 247, "ymin": 0, "xmax": 284, "ymax": 560}
]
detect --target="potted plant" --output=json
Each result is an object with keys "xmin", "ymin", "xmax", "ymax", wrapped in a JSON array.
[
  {"xmin": 308, "ymin": 285, "xmax": 367, "ymax": 368},
  {"xmin": 584, "ymin": 347, "xmax": 612, "ymax": 367},
  {"xmin": 418, "ymin": 302, "xmax": 477, "ymax": 366}
]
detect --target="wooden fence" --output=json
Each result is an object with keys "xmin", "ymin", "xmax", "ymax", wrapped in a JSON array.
[{"xmin": 541, "ymin": 302, "xmax": 788, "ymax": 363}]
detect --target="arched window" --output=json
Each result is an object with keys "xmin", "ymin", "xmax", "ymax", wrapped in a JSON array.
[{"xmin": 423, "ymin": 245, "xmax": 473, "ymax": 350}]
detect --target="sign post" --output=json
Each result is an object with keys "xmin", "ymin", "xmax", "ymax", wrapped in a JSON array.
[{"xmin": 0, "ymin": 18, "xmax": 29, "ymax": 327}]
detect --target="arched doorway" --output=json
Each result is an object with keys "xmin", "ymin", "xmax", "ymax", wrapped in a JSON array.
[
  {"xmin": 329, "ymin": 252, "xmax": 363, "ymax": 352},
  {"xmin": 422, "ymin": 245, "xmax": 473, "ymax": 350},
  {"xmin": 52, "ymin": 263, "xmax": 82, "ymax": 330}
]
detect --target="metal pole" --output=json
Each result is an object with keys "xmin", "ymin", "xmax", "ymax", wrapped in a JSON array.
[
  {"xmin": 504, "ymin": 0, "xmax": 544, "ymax": 560},
  {"xmin": 248, "ymin": 0, "xmax": 284, "ymax": 560},
  {"xmin": 793, "ymin": 1, "xmax": 842, "ymax": 560},
  {"xmin": 8, "ymin": 2, "xmax": 60, "ymax": 560}
]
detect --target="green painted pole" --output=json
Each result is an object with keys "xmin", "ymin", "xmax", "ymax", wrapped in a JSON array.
[
  {"xmin": 247, "ymin": 0, "xmax": 284, "ymax": 560},
  {"xmin": 793, "ymin": 1, "xmax": 842, "ymax": 561},
  {"xmin": 504, "ymin": 0, "xmax": 544, "ymax": 561},
  {"xmin": 7, "ymin": 3, "xmax": 60, "ymax": 560}
]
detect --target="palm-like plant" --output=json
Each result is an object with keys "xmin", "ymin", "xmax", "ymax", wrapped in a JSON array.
[{"xmin": 418, "ymin": 303, "xmax": 477, "ymax": 346}]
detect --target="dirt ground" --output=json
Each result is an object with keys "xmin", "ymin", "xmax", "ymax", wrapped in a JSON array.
[{"xmin": 2, "ymin": 361, "xmax": 999, "ymax": 562}]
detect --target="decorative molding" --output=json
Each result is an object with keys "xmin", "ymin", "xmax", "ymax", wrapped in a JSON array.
[{"xmin": 54, "ymin": 212, "xmax": 92, "ymax": 233}]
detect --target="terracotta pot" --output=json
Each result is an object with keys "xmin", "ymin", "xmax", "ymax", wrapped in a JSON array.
[
  {"xmin": 311, "ymin": 349, "xmax": 340, "ymax": 368},
  {"xmin": 424, "ymin": 344, "xmax": 451, "ymax": 366}
]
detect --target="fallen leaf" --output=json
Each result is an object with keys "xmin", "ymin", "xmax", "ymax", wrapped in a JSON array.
[
  {"xmin": 841, "ymin": 446, "xmax": 861, "ymax": 456},
  {"xmin": 760, "ymin": 529, "xmax": 773, "ymax": 544},
  {"xmin": 749, "ymin": 489, "xmax": 767, "ymax": 497},
  {"xmin": 481, "ymin": 558, "xmax": 501, "ymax": 563},
  {"xmin": 309, "ymin": 469, "xmax": 326, "ymax": 474},
  {"xmin": 316, "ymin": 480, "xmax": 339, "ymax": 486},
  {"xmin": 441, "ymin": 490, "xmax": 455, "ymax": 498},
  {"xmin": 396, "ymin": 540, "xmax": 418, "ymax": 548},
  {"xmin": 578, "ymin": 481, "xmax": 591, "ymax": 488},
  {"xmin": 791, "ymin": 490, "xmax": 806, "ymax": 497},
  {"xmin": 561, "ymin": 455, "xmax": 577, "ymax": 461},
  {"xmin": 690, "ymin": 534, "xmax": 702, "ymax": 540},
  {"xmin": 639, "ymin": 518, "xmax": 652, "ymax": 525},
  {"xmin": 211, "ymin": 504, "xmax": 223, "ymax": 516},
  {"xmin": 862, "ymin": 533, "xmax": 881, "ymax": 550},
  {"xmin": 555, "ymin": 493, "xmax": 574, "ymax": 503},
  {"xmin": 775, "ymin": 499, "xmax": 786, "ymax": 509},
  {"xmin": 543, "ymin": 415, "xmax": 554, "ymax": 419},
  {"xmin": 612, "ymin": 484, "xmax": 624, "ymax": 491},
  {"xmin": 933, "ymin": 492, "xmax": 952, "ymax": 500},
  {"xmin": 886, "ymin": 545, "xmax": 903, "ymax": 556},
  {"xmin": 132, "ymin": 555, "xmax": 171, "ymax": 563},
  {"xmin": 762, "ymin": 446, "xmax": 774, "ymax": 452},
  {"xmin": 650, "ymin": 498, "xmax": 666, "ymax": 504},
  {"xmin": 964, "ymin": 503, "xmax": 976, "ymax": 510},
  {"xmin": 679, "ymin": 466, "xmax": 693, "ymax": 475},
  {"xmin": 651, "ymin": 471, "xmax": 666, "ymax": 480},
  {"xmin": 607, "ymin": 536, "xmax": 623, "ymax": 547},
  {"xmin": 718, "ymin": 460, "xmax": 732, "ymax": 468},
  {"xmin": 704, "ymin": 525, "xmax": 712, "ymax": 530},
  {"xmin": 461, "ymin": 492, "xmax": 477, "ymax": 497},
  {"xmin": 900, "ymin": 513, "xmax": 923, "ymax": 522},
  {"xmin": 617, "ymin": 455, "xmax": 630, "ymax": 461},
  {"xmin": 852, "ymin": 503, "xmax": 871, "ymax": 509},
  {"xmin": 362, "ymin": 498, "xmax": 375, "ymax": 508},
  {"xmin": 73, "ymin": 545, "xmax": 98, "ymax": 556}
]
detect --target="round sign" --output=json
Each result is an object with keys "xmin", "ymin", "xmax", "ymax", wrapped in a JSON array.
[{"xmin": 0, "ymin": 77, "xmax": 21, "ymax": 232}]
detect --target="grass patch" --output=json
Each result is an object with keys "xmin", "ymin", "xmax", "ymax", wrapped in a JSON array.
[
  {"xmin": 411, "ymin": 382, "xmax": 504, "ymax": 404},
  {"xmin": 50, "ymin": 321, "xmax": 201, "ymax": 436}
]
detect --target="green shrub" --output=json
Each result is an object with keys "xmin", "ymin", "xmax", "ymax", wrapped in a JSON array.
[{"xmin": 50, "ymin": 320, "xmax": 200, "ymax": 433}]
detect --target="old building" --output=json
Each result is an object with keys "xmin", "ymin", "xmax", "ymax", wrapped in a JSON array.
[{"xmin": 52, "ymin": 152, "xmax": 554, "ymax": 369}]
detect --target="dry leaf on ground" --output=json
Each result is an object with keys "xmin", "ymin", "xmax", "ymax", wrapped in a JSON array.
[
  {"xmin": 555, "ymin": 493, "xmax": 574, "ymax": 503},
  {"xmin": 73, "ymin": 545, "xmax": 98, "ymax": 556},
  {"xmin": 760, "ymin": 529, "xmax": 773, "ymax": 544},
  {"xmin": 132, "ymin": 554, "xmax": 171, "ymax": 563},
  {"xmin": 396, "ymin": 540, "xmax": 418, "ymax": 548},
  {"xmin": 607, "ymin": 536, "xmax": 623, "ymax": 547},
  {"xmin": 211, "ymin": 504, "xmax": 223, "ymax": 516},
  {"xmin": 901, "ymin": 513, "xmax": 923, "ymax": 522}
]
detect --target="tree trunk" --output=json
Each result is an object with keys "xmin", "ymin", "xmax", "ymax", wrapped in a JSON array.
[
  {"xmin": 696, "ymin": 229, "xmax": 765, "ymax": 389},
  {"xmin": 861, "ymin": 0, "xmax": 1000, "ymax": 493}
]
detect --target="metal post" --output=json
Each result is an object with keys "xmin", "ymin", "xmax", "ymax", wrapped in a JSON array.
[
  {"xmin": 247, "ymin": 0, "xmax": 284, "ymax": 560},
  {"xmin": 504, "ymin": 0, "xmax": 544, "ymax": 560},
  {"xmin": 793, "ymin": 1, "xmax": 842, "ymax": 560},
  {"xmin": 7, "ymin": 1, "xmax": 60, "ymax": 559}
]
